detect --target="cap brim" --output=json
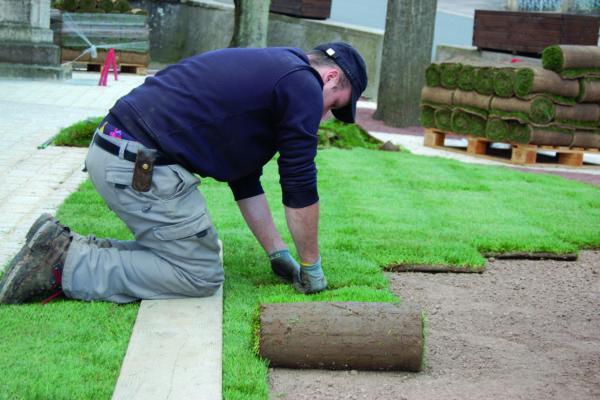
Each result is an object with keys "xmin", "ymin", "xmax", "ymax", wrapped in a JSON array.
[{"xmin": 331, "ymin": 86, "xmax": 358, "ymax": 124}]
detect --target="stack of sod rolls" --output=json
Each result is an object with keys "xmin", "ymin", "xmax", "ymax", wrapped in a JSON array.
[
  {"xmin": 421, "ymin": 45, "xmax": 600, "ymax": 149},
  {"xmin": 52, "ymin": 0, "xmax": 147, "ymax": 14}
]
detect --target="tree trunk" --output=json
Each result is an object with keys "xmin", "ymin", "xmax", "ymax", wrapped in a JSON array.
[
  {"xmin": 373, "ymin": 0, "xmax": 438, "ymax": 127},
  {"xmin": 259, "ymin": 302, "xmax": 424, "ymax": 371},
  {"xmin": 229, "ymin": 0, "xmax": 271, "ymax": 48}
]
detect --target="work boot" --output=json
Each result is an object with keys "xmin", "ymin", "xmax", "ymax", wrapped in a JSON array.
[
  {"xmin": 0, "ymin": 214, "xmax": 59, "ymax": 285},
  {"xmin": 25, "ymin": 213, "xmax": 59, "ymax": 241},
  {"xmin": 1, "ymin": 214, "xmax": 74, "ymax": 282},
  {"xmin": 25, "ymin": 213, "xmax": 105, "ymax": 248},
  {"xmin": 0, "ymin": 220, "xmax": 72, "ymax": 304}
]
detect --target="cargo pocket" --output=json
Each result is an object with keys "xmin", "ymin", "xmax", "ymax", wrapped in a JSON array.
[
  {"xmin": 162, "ymin": 165, "xmax": 201, "ymax": 200},
  {"xmin": 102, "ymin": 167, "xmax": 150, "ymax": 211},
  {"xmin": 106, "ymin": 167, "xmax": 134, "ymax": 188},
  {"xmin": 153, "ymin": 213, "xmax": 212, "ymax": 241}
]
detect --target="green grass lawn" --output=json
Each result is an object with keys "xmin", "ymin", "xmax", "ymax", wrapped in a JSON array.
[{"xmin": 1, "ymin": 147, "xmax": 599, "ymax": 399}]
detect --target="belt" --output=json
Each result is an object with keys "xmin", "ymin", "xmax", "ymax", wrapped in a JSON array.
[{"xmin": 93, "ymin": 133, "xmax": 174, "ymax": 166}]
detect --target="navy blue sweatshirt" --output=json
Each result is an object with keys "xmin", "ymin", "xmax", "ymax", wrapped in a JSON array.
[{"xmin": 106, "ymin": 47, "xmax": 324, "ymax": 208}]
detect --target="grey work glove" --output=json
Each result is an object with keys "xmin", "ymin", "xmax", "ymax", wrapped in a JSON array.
[
  {"xmin": 297, "ymin": 257, "xmax": 327, "ymax": 295},
  {"xmin": 268, "ymin": 249, "xmax": 302, "ymax": 288}
]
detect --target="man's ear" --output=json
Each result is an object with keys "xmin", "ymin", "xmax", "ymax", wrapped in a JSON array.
[{"xmin": 323, "ymin": 69, "xmax": 340, "ymax": 84}]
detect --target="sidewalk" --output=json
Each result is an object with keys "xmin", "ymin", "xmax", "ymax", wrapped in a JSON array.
[{"xmin": 0, "ymin": 72, "xmax": 146, "ymax": 267}]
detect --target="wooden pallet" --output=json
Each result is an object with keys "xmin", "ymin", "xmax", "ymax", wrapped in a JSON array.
[
  {"xmin": 71, "ymin": 61, "xmax": 147, "ymax": 75},
  {"xmin": 424, "ymin": 128, "xmax": 600, "ymax": 169}
]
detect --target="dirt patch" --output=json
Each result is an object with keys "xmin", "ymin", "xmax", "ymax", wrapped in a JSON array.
[{"xmin": 268, "ymin": 250, "xmax": 600, "ymax": 400}]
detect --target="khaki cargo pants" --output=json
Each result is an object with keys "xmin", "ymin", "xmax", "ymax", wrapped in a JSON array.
[{"xmin": 61, "ymin": 131, "xmax": 224, "ymax": 303}]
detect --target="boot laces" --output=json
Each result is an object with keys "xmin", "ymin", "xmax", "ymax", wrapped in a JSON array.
[{"xmin": 41, "ymin": 265, "xmax": 63, "ymax": 305}]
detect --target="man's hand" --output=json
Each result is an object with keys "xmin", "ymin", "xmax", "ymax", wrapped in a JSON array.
[
  {"xmin": 268, "ymin": 249, "xmax": 302, "ymax": 288},
  {"xmin": 298, "ymin": 257, "xmax": 327, "ymax": 294},
  {"xmin": 269, "ymin": 250, "xmax": 327, "ymax": 294}
]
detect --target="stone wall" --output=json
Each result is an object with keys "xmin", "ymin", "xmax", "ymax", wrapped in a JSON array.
[{"xmin": 0, "ymin": 0, "xmax": 70, "ymax": 80}]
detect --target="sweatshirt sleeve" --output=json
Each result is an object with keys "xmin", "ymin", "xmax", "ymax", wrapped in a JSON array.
[
  {"xmin": 271, "ymin": 69, "xmax": 323, "ymax": 208},
  {"xmin": 227, "ymin": 168, "xmax": 264, "ymax": 201}
]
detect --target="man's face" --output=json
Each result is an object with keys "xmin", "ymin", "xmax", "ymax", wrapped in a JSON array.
[{"xmin": 321, "ymin": 71, "xmax": 352, "ymax": 119}]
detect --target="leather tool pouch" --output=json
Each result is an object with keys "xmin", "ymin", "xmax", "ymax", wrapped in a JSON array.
[{"xmin": 132, "ymin": 148, "xmax": 157, "ymax": 192}]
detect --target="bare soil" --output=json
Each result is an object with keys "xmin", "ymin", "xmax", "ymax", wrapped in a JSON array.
[
  {"xmin": 270, "ymin": 113, "xmax": 600, "ymax": 399},
  {"xmin": 268, "ymin": 250, "xmax": 600, "ymax": 400}
]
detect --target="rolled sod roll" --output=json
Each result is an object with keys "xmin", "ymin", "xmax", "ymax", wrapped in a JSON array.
[
  {"xmin": 79, "ymin": 0, "xmax": 97, "ymax": 11},
  {"xmin": 425, "ymin": 63, "xmax": 441, "ymax": 87},
  {"xmin": 515, "ymin": 67, "xmax": 579, "ymax": 100},
  {"xmin": 475, "ymin": 67, "xmax": 495, "ymax": 95},
  {"xmin": 114, "ymin": 0, "xmax": 133, "ymax": 13},
  {"xmin": 451, "ymin": 109, "xmax": 471, "ymax": 135},
  {"xmin": 490, "ymin": 96, "xmax": 555, "ymax": 124},
  {"xmin": 470, "ymin": 114, "xmax": 487, "ymax": 137},
  {"xmin": 490, "ymin": 96, "xmax": 529, "ymax": 120},
  {"xmin": 434, "ymin": 107, "xmax": 453, "ymax": 131},
  {"xmin": 570, "ymin": 131, "xmax": 600, "ymax": 148},
  {"xmin": 486, "ymin": 118, "xmax": 509, "ymax": 142},
  {"xmin": 62, "ymin": 0, "xmax": 79, "ymax": 12},
  {"xmin": 98, "ymin": 0, "xmax": 114, "ymax": 12},
  {"xmin": 259, "ymin": 302, "xmax": 424, "ymax": 371},
  {"xmin": 508, "ymin": 122, "xmax": 573, "ymax": 146},
  {"xmin": 578, "ymin": 79, "xmax": 600, "ymax": 103},
  {"xmin": 440, "ymin": 63, "xmax": 462, "ymax": 89},
  {"xmin": 458, "ymin": 65, "xmax": 476, "ymax": 91},
  {"xmin": 554, "ymin": 103, "xmax": 600, "ymax": 124},
  {"xmin": 420, "ymin": 105, "xmax": 436, "ymax": 128},
  {"xmin": 507, "ymin": 121, "xmax": 530, "ymax": 144},
  {"xmin": 451, "ymin": 110, "xmax": 487, "ymax": 137},
  {"xmin": 420, "ymin": 86, "xmax": 454, "ymax": 106},
  {"xmin": 494, "ymin": 68, "xmax": 516, "ymax": 97},
  {"xmin": 453, "ymin": 89, "xmax": 492, "ymax": 112},
  {"xmin": 531, "ymin": 98, "xmax": 558, "ymax": 124},
  {"xmin": 542, "ymin": 45, "xmax": 600, "ymax": 73}
]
